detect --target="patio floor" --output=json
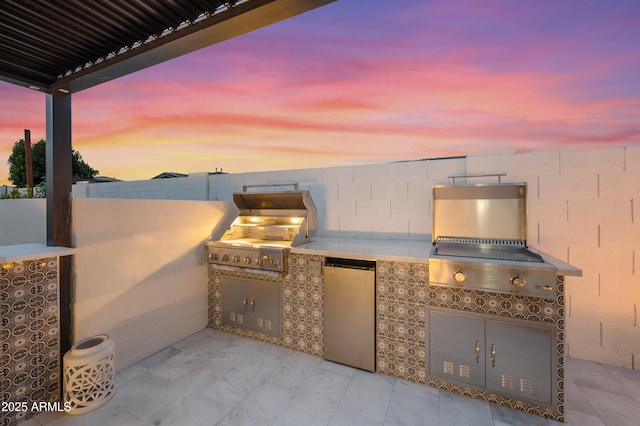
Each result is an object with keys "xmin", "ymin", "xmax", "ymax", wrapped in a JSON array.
[{"xmin": 27, "ymin": 328, "xmax": 640, "ymax": 426}]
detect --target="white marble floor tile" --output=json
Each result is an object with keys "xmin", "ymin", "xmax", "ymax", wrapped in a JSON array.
[
  {"xmin": 258, "ymin": 341, "xmax": 293, "ymax": 358},
  {"xmin": 219, "ymin": 349, "xmax": 285, "ymax": 395},
  {"xmin": 31, "ymin": 329, "xmax": 640, "ymax": 426},
  {"xmin": 317, "ymin": 359, "xmax": 358, "ymax": 378},
  {"xmin": 384, "ymin": 389, "xmax": 439, "ymax": 425},
  {"xmin": 602, "ymin": 363, "xmax": 640, "ymax": 405},
  {"xmin": 202, "ymin": 374, "xmax": 253, "ymax": 408},
  {"xmin": 115, "ymin": 363, "xmax": 148, "ymax": 386},
  {"xmin": 285, "ymin": 368, "xmax": 351, "ymax": 415},
  {"xmin": 438, "ymin": 391, "xmax": 494, "ymax": 426},
  {"xmin": 216, "ymin": 380, "xmax": 295, "ymax": 426},
  {"xmin": 580, "ymin": 387, "xmax": 640, "ymax": 426},
  {"xmin": 562, "ymin": 409, "xmax": 606, "ymax": 426},
  {"xmin": 393, "ymin": 377, "xmax": 439, "ymax": 398},
  {"xmin": 566, "ymin": 358, "xmax": 629, "ymax": 397},
  {"xmin": 149, "ymin": 351, "xmax": 211, "ymax": 380},
  {"xmin": 328, "ymin": 406, "xmax": 384, "ymax": 426},
  {"xmin": 101, "ymin": 370, "xmax": 171, "ymax": 417},
  {"xmin": 338, "ymin": 370, "xmax": 394, "ymax": 421},
  {"xmin": 172, "ymin": 329, "xmax": 236, "ymax": 355},
  {"xmin": 17, "ymin": 419, "xmax": 41, "ymax": 426},
  {"xmin": 489, "ymin": 404, "xmax": 549, "ymax": 426},
  {"xmin": 143, "ymin": 393, "xmax": 230, "ymax": 426},
  {"xmin": 274, "ymin": 406, "xmax": 333, "ymax": 426},
  {"xmin": 135, "ymin": 345, "xmax": 180, "ymax": 369},
  {"xmin": 265, "ymin": 349, "xmax": 322, "ymax": 389},
  {"xmin": 36, "ymin": 410, "xmax": 150, "ymax": 426},
  {"xmin": 564, "ymin": 373, "xmax": 599, "ymax": 417}
]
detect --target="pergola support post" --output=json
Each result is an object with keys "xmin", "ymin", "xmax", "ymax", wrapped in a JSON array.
[{"xmin": 46, "ymin": 92, "xmax": 73, "ymax": 358}]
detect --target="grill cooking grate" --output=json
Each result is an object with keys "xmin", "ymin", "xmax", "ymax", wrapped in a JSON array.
[
  {"xmin": 435, "ymin": 237, "xmax": 525, "ymax": 248},
  {"xmin": 434, "ymin": 237, "xmax": 544, "ymax": 263}
]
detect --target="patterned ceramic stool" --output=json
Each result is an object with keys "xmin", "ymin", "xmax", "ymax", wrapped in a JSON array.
[{"xmin": 63, "ymin": 334, "xmax": 115, "ymax": 414}]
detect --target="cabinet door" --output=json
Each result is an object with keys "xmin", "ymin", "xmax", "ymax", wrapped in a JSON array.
[
  {"xmin": 248, "ymin": 280, "xmax": 281, "ymax": 337},
  {"xmin": 429, "ymin": 310, "xmax": 485, "ymax": 387},
  {"xmin": 221, "ymin": 278, "xmax": 249, "ymax": 328},
  {"xmin": 485, "ymin": 320, "xmax": 552, "ymax": 403}
]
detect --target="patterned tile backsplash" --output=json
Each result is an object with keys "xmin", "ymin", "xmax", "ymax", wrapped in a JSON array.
[
  {"xmin": 1, "ymin": 258, "xmax": 60, "ymax": 426},
  {"xmin": 207, "ymin": 255, "xmax": 565, "ymax": 421}
]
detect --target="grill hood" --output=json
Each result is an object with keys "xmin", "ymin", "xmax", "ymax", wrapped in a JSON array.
[
  {"xmin": 432, "ymin": 183, "xmax": 527, "ymax": 245},
  {"xmin": 219, "ymin": 186, "xmax": 317, "ymax": 247}
]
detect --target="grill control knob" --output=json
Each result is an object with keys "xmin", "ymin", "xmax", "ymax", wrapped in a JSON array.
[
  {"xmin": 222, "ymin": 254, "xmax": 230, "ymax": 262},
  {"xmin": 453, "ymin": 270, "xmax": 466, "ymax": 283},
  {"xmin": 244, "ymin": 257, "xmax": 251, "ymax": 265},
  {"xmin": 232, "ymin": 255, "xmax": 240, "ymax": 263},
  {"xmin": 511, "ymin": 276, "xmax": 526, "ymax": 288},
  {"xmin": 208, "ymin": 252, "xmax": 219, "ymax": 261}
]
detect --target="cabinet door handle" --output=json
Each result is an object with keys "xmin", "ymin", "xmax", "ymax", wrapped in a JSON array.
[
  {"xmin": 250, "ymin": 298, "xmax": 255, "ymax": 312},
  {"xmin": 490, "ymin": 344, "xmax": 496, "ymax": 367},
  {"xmin": 243, "ymin": 297, "xmax": 248, "ymax": 310},
  {"xmin": 475, "ymin": 340, "xmax": 480, "ymax": 363}
]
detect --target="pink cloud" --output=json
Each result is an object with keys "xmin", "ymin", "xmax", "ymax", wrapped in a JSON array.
[{"xmin": 2, "ymin": 0, "xmax": 640, "ymax": 184}]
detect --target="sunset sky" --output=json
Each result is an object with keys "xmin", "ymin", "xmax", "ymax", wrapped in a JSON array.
[{"xmin": 1, "ymin": 0, "xmax": 639, "ymax": 185}]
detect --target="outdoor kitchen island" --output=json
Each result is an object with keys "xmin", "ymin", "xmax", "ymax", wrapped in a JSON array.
[{"xmin": 206, "ymin": 237, "xmax": 580, "ymax": 421}]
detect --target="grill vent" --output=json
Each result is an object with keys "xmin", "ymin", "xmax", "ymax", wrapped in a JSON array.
[
  {"xmin": 256, "ymin": 318, "xmax": 273, "ymax": 330},
  {"xmin": 520, "ymin": 378, "xmax": 533, "ymax": 394},
  {"xmin": 443, "ymin": 361, "xmax": 454, "ymax": 375},
  {"xmin": 459, "ymin": 365, "xmax": 470, "ymax": 378},
  {"xmin": 501, "ymin": 374, "xmax": 514, "ymax": 389}
]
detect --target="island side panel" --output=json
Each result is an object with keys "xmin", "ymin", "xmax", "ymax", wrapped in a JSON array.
[
  {"xmin": 377, "ymin": 258, "xmax": 565, "ymax": 421},
  {"xmin": 2, "ymin": 257, "xmax": 61, "ymax": 425},
  {"xmin": 207, "ymin": 252, "xmax": 324, "ymax": 357}
]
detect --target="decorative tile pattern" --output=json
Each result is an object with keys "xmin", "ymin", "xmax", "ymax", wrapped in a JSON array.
[
  {"xmin": 208, "ymin": 252, "xmax": 324, "ymax": 357},
  {"xmin": 376, "ymin": 261, "xmax": 429, "ymax": 383},
  {"xmin": 376, "ymin": 260, "xmax": 565, "ymax": 421},
  {"xmin": 208, "ymin": 256, "xmax": 565, "ymax": 421},
  {"xmin": 1, "ymin": 258, "xmax": 60, "ymax": 426}
]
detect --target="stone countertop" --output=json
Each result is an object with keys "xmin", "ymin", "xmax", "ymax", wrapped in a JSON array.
[
  {"xmin": 0, "ymin": 243, "xmax": 76, "ymax": 263},
  {"xmin": 292, "ymin": 237, "xmax": 431, "ymax": 263},
  {"xmin": 292, "ymin": 237, "xmax": 582, "ymax": 276},
  {"xmin": 528, "ymin": 247, "xmax": 582, "ymax": 277}
]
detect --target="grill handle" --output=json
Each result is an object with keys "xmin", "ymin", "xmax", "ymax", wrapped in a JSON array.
[
  {"xmin": 490, "ymin": 343, "xmax": 497, "ymax": 367},
  {"xmin": 242, "ymin": 183, "xmax": 299, "ymax": 192},
  {"xmin": 447, "ymin": 173, "xmax": 506, "ymax": 184}
]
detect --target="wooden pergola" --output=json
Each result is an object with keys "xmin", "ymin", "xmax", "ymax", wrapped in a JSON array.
[{"xmin": 0, "ymin": 0, "xmax": 336, "ymax": 354}]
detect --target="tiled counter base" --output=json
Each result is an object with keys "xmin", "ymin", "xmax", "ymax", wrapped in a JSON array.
[
  {"xmin": 208, "ymin": 255, "xmax": 565, "ymax": 421},
  {"xmin": 377, "ymin": 259, "xmax": 566, "ymax": 421},
  {"xmin": 376, "ymin": 260, "xmax": 429, "ymax": 382},
  {"xmin": 1, "ymin": 257, "xmax": 61, "ymax": 426},
  {"xmin": 208, "ymin": 252, "xmax": 325, "ymax": 357}
]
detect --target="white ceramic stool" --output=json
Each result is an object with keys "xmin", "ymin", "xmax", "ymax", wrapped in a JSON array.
[{"xmin": 63, "ymin": 334, "xmax": 115, "ymax": 414}]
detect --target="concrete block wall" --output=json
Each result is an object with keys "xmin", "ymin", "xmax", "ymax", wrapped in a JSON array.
[
  {"xmin": 0, "ymin": 198, "xmax": 46, "ymax": 245},
  {"xmin": 69, "ymin": 146, "xmax": 640, "ymax": 369},
  {"xmin": 72, "ymin": 198, "xmax": 238, "ymax": 371},
  {"xmin": 199, "ymin": 157, "xmax": 465, "ymax": 240},
  {"xmin": 73, "ymin": 172, "xmax": 211, "ymax": 200}
]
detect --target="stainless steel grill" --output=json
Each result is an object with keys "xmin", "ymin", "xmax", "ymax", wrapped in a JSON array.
[
  {"xmin": 206, "ymin": 183, "xmax": 316, "ymax": 273},
  {"xmin": 429, "ymin": 181, "xmax": 557, "ymax": 298},
  {"xmin": 433, "ymin": 237, "xmax": 544, "ymax": 263}
]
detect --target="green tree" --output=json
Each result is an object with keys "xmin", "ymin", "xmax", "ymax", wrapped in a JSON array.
[{"xmin": 7, "ymin": 139, "xmax": 98, "ymax": 187}]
